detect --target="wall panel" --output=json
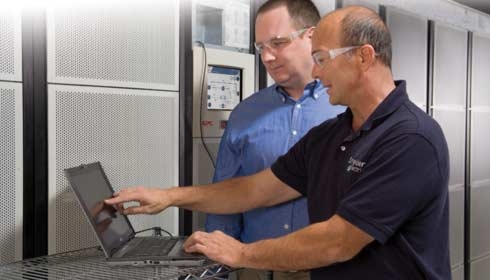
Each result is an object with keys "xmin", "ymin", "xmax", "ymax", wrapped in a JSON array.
[
  {"xmin": 47, "ymin": 85, "xmax": 179, "ymax": 254},
  {"xmin": 0, "ymin": 82, "xmax": 23, "ymax": 264}
]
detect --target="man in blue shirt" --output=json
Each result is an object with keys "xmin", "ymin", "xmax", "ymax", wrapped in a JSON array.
[
  {"xmin": 206, "ymin": 1, "xmax": 343, "ymax": 279},
  {"xmin": 106, "ymin": 5, "xmax": 450, "ymax": 280}
]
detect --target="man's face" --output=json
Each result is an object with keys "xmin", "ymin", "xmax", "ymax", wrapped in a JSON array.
[
  {"xmin": 255, "ymin": 6, "xmax": 314, "ymax": 89},
  {"xmin": 311, "ymin": 25, "xmax": 359, "ymax": 106}
]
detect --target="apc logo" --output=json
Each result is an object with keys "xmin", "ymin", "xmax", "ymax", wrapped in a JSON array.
[{"xmin": 201, "ymin": 120, "xmax": 214, "ymax": 127}]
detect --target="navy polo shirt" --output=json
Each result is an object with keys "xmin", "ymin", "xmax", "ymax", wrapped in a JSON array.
[{"xmin": 271, "ymin": 81, "xmax": 451, "ymax": 280}]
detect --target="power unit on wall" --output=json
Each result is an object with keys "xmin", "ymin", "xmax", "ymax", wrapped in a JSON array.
[
  {"xmin": 191, "ymin": 46, "xmax": 255, "ymax": 231},
  {"xmin": 45, "ymin": 0, "xmax": 180, "ymax": 254}
]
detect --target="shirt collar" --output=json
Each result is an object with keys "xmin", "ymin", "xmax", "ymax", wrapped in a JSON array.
[
  {"xmin": 274, "ymin": 79, "xmax": 324, "ymax": 103},
  {"xmin": 341, "ymin": 80, "xmax": 408, "ymax": 138},
  {"xmin": 362, "ymin": 80, "xmax": 408, "ymax": 131}
]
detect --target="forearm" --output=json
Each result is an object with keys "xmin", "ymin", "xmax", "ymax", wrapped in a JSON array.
[
  {"xmin": 239, "ymin": 215, "xmax": 368, "ymax": 271},
  {"xmin": 169, "ymin": 177, "xmax": 258, "ymax": 214},
  {"xmin": 107, "ymin": 169, "xmax": 299, "ymax": 216},
  {"xmin": 169, "ymin": 168, "xmax": 300, "ymax": 214}
]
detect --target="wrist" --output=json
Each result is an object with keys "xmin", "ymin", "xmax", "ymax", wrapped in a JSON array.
[
  {"xmin": 165, "ymin": 186, "xmax": 180, "ymax": 207},
  {"xmin": 239, "ymin": 243, "xmax": 258, "ymax": 269}
]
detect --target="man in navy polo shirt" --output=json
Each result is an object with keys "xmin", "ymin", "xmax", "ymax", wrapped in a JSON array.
[{"xmin": 106, "ymin": 5, "xmax": 451, "ymax": 280}]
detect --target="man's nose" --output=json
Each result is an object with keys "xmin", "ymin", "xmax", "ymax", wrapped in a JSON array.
[{"xmin": 260, "ymin": 47, "xmax": 276, "ymax": 62}]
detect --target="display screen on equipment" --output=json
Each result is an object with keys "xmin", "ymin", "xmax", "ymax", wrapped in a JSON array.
[{"xmin": 206, "ymin": 65, "xmax": 242, "ymax": 110}]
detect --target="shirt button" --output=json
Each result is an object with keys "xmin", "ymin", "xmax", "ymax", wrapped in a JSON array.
[
  {"xmin": 284, "ymin": 224, "xmax": 289, "ymax": 230},
  {"xmin": 296, "ymin": 104, "xmax": 301, "ymax": 109},
  {"xmin": 282, "ymin": 97, "xmax": 286, "ymax": 102},
  {"xmin": 314, "ymin": 94, "xmax": 319, "ymax": 99},
  {"xmin": 292, "ymin": 130, "xmax": 297, "ymax": 136},
  {"xmin": 340, "ymin": 145, "xmax": 346, "ymax": 151}
]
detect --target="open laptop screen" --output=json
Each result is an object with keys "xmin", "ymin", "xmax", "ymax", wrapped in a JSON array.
[{"xmin": 65, "ymin": 162, "xmax": 134, "ymax": 256}]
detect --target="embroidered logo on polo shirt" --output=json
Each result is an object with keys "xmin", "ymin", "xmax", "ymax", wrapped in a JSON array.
[{"xmin": 346, "ymin": 157, "xmax": 366, "ymax": 173}]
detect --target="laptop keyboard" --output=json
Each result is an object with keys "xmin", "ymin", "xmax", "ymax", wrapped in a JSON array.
[{"xmin": 129, "ymin": 238, "xmax": 179, "ymax": 256}]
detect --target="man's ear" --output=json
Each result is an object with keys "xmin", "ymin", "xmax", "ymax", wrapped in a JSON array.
[
  {"xmin": 306, "ymin": 26, "xmax": 316, "ymax": 38},
  {"xmin": 359, "ymin": 44, "xmax": 376, "ymax": 71}
]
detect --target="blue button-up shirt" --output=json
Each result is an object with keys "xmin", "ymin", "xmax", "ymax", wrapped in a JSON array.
[{"xmin": 205, "ymin": 80, "xmax": 345, "ymax": 243}]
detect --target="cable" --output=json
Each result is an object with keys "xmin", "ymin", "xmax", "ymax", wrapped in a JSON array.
[
  {"xmin": 95, "ymin": 227, "xmax": 173, "ymax": 251},
  {"xmin": 134, "ymin": 226, "xmax": 173, "ymax": 237},
  {"xmin": 194, "ymin": 41, "xmax": 217, "ymax": 168}
]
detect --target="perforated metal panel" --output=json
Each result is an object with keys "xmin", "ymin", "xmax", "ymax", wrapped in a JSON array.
[
  {"xmin": 48, "ymin": 85, "xmax": 179, "ymax": 254},
  {"xmin": 0, "ymin": 8, "xmax": 22, "ymax": 82},
  {"xmin": 0, "ymin": 82, "xmax": 23, "ymax": 264},
  {"xmin": 46, "ymin": 0, "xmax": 179, "ymax": 91}
]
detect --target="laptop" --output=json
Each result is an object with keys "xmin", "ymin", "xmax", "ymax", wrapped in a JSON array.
[{"xmin": 64, "ymin": 161, "xmax": 206, "ymax": 266}]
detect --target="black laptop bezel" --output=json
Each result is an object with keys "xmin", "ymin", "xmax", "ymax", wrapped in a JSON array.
[{"xmin": 64, "ymin": 161, "xmax": 136, "ymax": 257}]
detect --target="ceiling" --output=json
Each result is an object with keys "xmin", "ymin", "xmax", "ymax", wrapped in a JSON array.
[{"xmin": 452, "ymin": 0, "xmax": 490, "ymax": 15}]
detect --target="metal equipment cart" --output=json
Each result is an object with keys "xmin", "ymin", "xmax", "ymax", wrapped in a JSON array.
[{"xmin": 0, "ymin": 247, "xmax": 233, "ymax": 279}]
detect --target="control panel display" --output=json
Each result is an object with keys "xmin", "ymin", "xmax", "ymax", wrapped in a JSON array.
[{"xmin": 207, "ymin": 65, "xmax": 242, "ymax": 110}]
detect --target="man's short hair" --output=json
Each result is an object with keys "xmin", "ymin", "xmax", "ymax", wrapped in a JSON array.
[
  {"xmin": 257, "ymin": 0, "xmax": 321, "ymax": 30},
  {"xmin": 340, "ymin": 9, "xmax": 392, "ymax": 68}
]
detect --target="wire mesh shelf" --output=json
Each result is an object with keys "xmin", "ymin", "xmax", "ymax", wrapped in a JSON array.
[{"xmin": 0, "ymin": 247, "xmax": 233, "ymax": 280}]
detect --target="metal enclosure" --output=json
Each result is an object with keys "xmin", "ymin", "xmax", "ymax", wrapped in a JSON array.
[
  {"xmin": 45, "ymin": 0, "xmax": 180, "ymax": 254},
  {"xmin": 0, "ymin": 7, "xmax": 23, "ymax": 265},
  {"xmin": 385, "ymin": 7, "xmax": 428, "ymax": 110},
  {"xmin": 432, "ymin": 22, "xmax": 468, "ymax": 277},
  {"xmin": 191, "ymin": 46, "xmax": 255, "ymax": 231},
  {"xmin": 0, "ymin": 82, "xmax": 23, "ymax": 265},
  {"xmin": 470, "ymin": 33, "xmax": 490, "ymax": 280}
]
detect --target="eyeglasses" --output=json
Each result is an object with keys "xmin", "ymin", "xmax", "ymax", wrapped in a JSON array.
[
  {"xmin": 254, "ymin": 28, "xmax": 309, "ymax": 54},
  {"xmin": 312, "ymin": 46, "xmax": 360, "ymax": 68}
]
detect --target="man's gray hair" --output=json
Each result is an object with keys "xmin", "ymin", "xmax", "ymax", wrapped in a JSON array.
[{"xmin": 340, "ymin": 11, "xmax": 392, "ymax": 68}]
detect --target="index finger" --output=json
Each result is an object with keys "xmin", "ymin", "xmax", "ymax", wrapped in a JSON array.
[
  {"xmin": 104, "ymin": 188, "xmax": 135, "ymax": 205},
  {"xmin": 104, "ymin": 195, "xmax": 123, "ymax": 205},
  {"xmin": 183, "ymin": 231, "xmax": 207, "ymax": 249}
]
